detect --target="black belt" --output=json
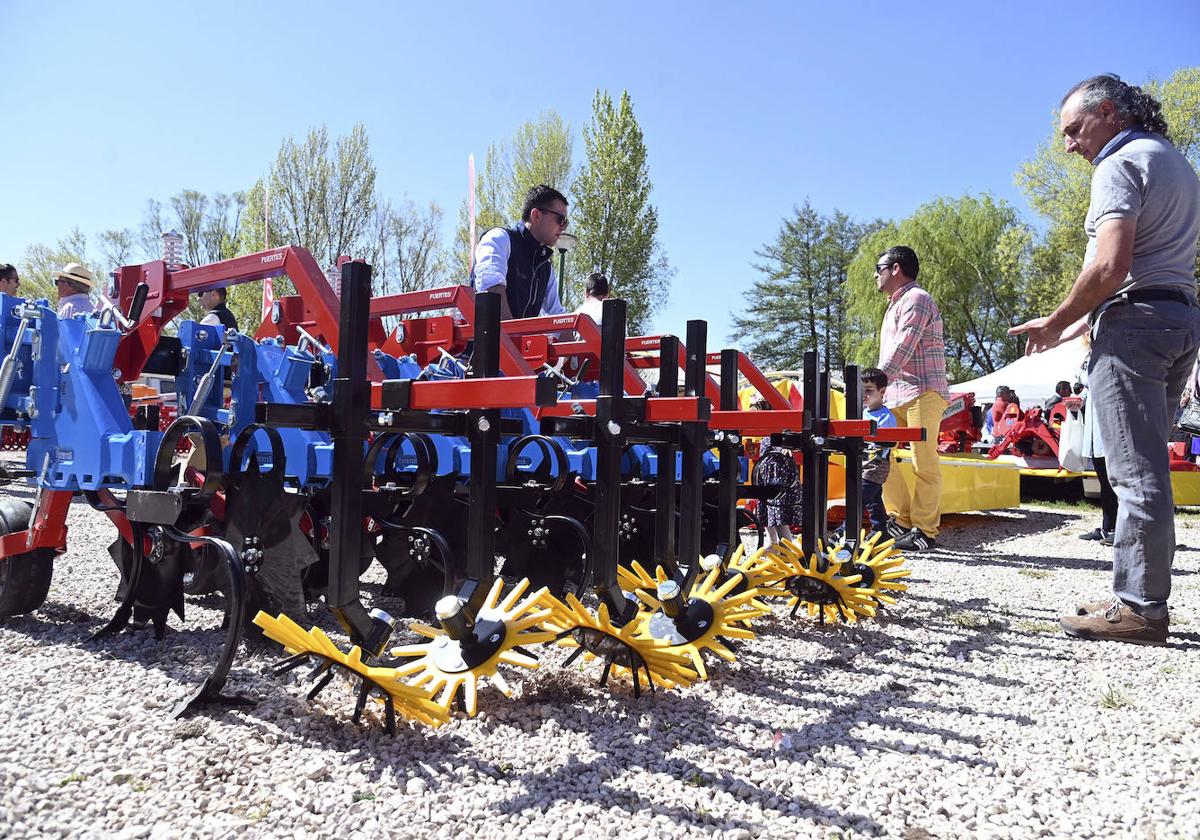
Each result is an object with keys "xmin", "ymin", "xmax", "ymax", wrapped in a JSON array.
[{"xmin": 1114, "ymin": 288, "xmax": 1196, "ymax": 307}]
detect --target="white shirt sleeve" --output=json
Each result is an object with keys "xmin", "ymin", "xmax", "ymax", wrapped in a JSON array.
[
  {"xmin": 199, "ymin": 312, "xmax": 221, "ymax": 326},
  {"xmin": 472, "ymin": 228, "xmax": 511, "ymax": 293},
  {"xmin": 541, "ymin": 267, "xmax": 566, "ymax": 316}
]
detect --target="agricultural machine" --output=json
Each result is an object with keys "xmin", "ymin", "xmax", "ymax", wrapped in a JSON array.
[{"xmin": 0, "ymin": 244, "xmax": 920, "ymax": 731}]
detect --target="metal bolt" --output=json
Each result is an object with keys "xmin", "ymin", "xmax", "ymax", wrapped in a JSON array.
[
  {"xmin": 478, "ymin": 417, "xmax": 491, "ymax": 432},
  {"xmin": 111, "ymin": 368, "xmax": 122, "ymax": 380},
  {"xmin": 607, "ymin": 420, "xmax": 621, "ymax": 436}
]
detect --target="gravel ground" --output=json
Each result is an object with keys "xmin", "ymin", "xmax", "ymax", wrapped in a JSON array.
[{"xmin": 1, "ymin": 482, "xmax": 1198, "ymax": 840}]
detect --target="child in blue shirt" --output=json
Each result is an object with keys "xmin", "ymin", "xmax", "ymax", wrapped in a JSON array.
[{"xmin": 861, "ymin": 367, "xmax": 898, "ymax": 535}]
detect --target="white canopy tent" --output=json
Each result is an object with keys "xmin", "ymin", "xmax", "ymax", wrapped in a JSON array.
[{"xmin": 951, "ymin": 336, "xmax": 1088, "ymax": 407}]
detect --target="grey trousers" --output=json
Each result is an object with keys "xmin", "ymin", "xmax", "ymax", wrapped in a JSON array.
[{"xmin": 1089, "ymin": 298, "xmax": 1200, "ymax": 619}]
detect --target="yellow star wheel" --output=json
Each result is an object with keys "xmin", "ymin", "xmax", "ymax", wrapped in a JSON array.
[
  {"xmin": 388, "ymin": 577, "xmax": 555, "ymax": 717},
  {"xmin": 759, "ymin": 538, "xmax": 878, "ymax": 624},
  {"xmin": 627, "ymin": 566, "xmax": 769, "ymax": 680},
  {"xmin": 253, "ymin": 612, "xmax": 449, "ymax": 730},
  {"xmin": 726, "ymin": 544, "xmax": 792, "ymax": 600},
  {"xmin": 828, "ymin": 530, "xmax": 911, "ymax": 607},
  {"xmin": 541, "ymin": 592, "xmax": 698, "ymax": 695}
]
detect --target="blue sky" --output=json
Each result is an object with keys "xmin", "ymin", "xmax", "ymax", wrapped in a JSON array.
[{"xmin": 2, "ymin": 0, "xmax": 1197, "ymax": 345}]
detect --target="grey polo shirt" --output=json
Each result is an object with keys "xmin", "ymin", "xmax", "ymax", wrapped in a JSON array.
[{"xmin": 1084, "ymin": 130, "xmax": 1200, "ymax": 295}]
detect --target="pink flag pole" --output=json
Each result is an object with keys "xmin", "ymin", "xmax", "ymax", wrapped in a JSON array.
[{"xmin": 468, "ymin": 153, "xmax": 477, "ymax": 275}]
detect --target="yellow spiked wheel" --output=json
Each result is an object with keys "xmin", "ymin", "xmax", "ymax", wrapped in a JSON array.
[
  {"xmin": 758, "ymin": 538, "xmax": 878, "ymax": 624},
  {"xmin": 628, "ymin": 567, "xmax": 769, "ymax": 680},
  {"xmin": 541, "ymin": 592, "xmax": 698, "ymax": 695},
  {"xmin": 725, "ymin": 544, "xmax": 792, "ymax": 600},
  {"xmin": 388, "ymin": 577, "xmax": 554, "ymax": 717},
  {"xmin": 253, "ymin": 612, "xmax": 449, "ymax": 730},
  {"xmin": 829, "ymin": 530, "xmax": 911, "ymax": 608}
]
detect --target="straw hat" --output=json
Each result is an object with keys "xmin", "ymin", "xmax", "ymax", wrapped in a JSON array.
[{"xmin": 55, "ymin": 263, "xmax": 94, "ymax": 288}]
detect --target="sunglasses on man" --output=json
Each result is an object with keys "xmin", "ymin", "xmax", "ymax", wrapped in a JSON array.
[
  {"xmin": 536, "ymin": 207, "xmax": 569, "ymax": 228},
  {"xmin": 875, "ymin": 262, "xmax": 894, "ymax": 274}
]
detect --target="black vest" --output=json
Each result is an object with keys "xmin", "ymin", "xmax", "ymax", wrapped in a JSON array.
[
  {"xmin": 496, "ymin": 224, "xmax": 555, "ymax": 318},
  {"xmin": 211, "ymin": 303, "xmax": 238, "ymax": 331}
]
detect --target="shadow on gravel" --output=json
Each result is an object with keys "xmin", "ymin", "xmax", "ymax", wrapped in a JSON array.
[{"xmin": 477, "ymin": 689, "xmax": 885, "ymax": 835}]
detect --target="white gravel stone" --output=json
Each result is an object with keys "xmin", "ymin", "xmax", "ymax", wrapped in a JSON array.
[{"xmin": 2, "ymin": 488, "xmax": 1199, "ymax": 838}]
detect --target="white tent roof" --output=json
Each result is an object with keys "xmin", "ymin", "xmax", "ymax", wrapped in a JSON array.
[{"xmin": 951, "ymin": 337, "xmax": 1088, "ymax": 406}]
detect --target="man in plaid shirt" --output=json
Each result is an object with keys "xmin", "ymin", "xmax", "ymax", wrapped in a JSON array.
[{"xmin": 874, "ymin": 246, "xmax": 949, "ymax": 550}]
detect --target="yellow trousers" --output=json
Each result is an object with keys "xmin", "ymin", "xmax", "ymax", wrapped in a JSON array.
[{"xmin": 883, "ymin": 390, "xmax": 946, "ymax": 538}]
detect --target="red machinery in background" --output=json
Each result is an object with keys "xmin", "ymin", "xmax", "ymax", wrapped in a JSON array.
[{"xmin": 938, "ymin": 392, "xmax": 983, "ymax": 453}]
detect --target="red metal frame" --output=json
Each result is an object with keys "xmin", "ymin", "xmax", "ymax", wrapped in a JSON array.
[{"xmin": 0, "ymin": 490, "xmax": 71, "ymax": 557}]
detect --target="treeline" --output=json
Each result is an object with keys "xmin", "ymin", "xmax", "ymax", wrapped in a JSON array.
[
  {"xmin": 15, "ymin": 89, "xmax": 671, "ymax": 333},
  {"xmin": 735, "ymin": 66, "xmax": 1200, "ymax": 381}
]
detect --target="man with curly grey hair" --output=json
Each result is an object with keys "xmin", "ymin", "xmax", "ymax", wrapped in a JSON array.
[{"xmin": 1010, "ymin": 74, "xmax": 1200, "ymax": 645}]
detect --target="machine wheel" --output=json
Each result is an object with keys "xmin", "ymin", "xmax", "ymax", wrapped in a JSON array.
[{"xmin": 0, "ymin": 499, "xmax": 55, "ymax": 618}]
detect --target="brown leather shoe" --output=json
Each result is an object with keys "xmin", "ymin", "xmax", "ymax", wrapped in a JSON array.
[
  {"xmin": 1075, "ymin": 597, "xmax": 1112, "ymax": 615},
  {"xmin": 1060, "ymin": 599, "xmax": 1168, "ymax": 645}
]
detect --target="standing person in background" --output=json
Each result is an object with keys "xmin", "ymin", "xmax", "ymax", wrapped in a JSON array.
[
  {"xmin": 988, "ymin": 385, "xmax": 1012, "ymax": 442},
  {"xmin": 470, "ymin": 184, "xmax": 570, "ymax": 320},
  {"xmin": 0, "ymin": 264, "xmax": 19, "ymax": 297},
  {"xmin": 1010, "ymin": 74, "xmax": 1200, "ymax": 644},
  {"xmin": 874, "ymin": 246, "xmax": 950, "ymax": 551},
  {"xmin": 55, "ymin": 263, "xmax": 97, "ymax": 318},
  {"xmin": 197, "ymin": 287, "xmax": 239, "ymax": 330},
  {"xmin": 1044, "ymin": 380, "xmax": 1073, "ymax": 412},
  {"xmin": 1078, "ymin": 362, "xmax": 1117, "ymax": 547},
  {"xmin": 752, "ymin": 400, "xmax": 802, "ymax": 548},
  {"xmin": 575, "ymin": 273, "xmax": 609, "ymax": 324}
]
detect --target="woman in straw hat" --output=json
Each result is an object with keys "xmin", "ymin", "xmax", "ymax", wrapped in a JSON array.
[{"xmin": 55, "ymin": 263, "xmax": 98, "ymax": 318}]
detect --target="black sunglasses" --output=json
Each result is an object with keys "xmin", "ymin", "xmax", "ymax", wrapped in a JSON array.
[
  {"xmin": 875, "ymin": 262, "xmax": 894, "ymax": 273},
  {"xmin": 536, "ymin": 207, "xmax": 569, "ymax": 228}
]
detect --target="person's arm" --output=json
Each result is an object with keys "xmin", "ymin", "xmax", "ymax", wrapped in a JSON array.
[
  {"xmin": 1009, "ymin": 162, "xmax": 1140, "ymax": 355},
  {"xmin": 199, "ymin": 311, "xmax": 220, "ymax": 327},
  {"xmin": 877, "ymin": 292, "xmax": 929, "ymax": 379},
  {"xmin": 472, "ymin": 229, "xmax": 514, "ymax": 320}
]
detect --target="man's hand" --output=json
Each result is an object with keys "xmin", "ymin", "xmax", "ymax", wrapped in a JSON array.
[{"xmin": 1008, "ymin": 316, "xmax": 1088, "ymax": 356}]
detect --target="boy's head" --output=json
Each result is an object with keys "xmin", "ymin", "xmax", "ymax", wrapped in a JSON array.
[{"xmin": 861, "ymin": 367, "xmax": 888, "ymax": 410}]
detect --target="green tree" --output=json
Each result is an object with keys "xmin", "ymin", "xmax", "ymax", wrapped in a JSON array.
[
  {"xmin": 19, "ymin": 227, "xmax": 91, "ymax": 303},
  {"xmin": 269, "ymin": 124, "xmax": 377, "ymax": 270},
  {"xmin": 1015, "ymin": 66, "xmax": 1200, "ymax": 307},
  {"xmin": 455, "ymin": 111, "xmax": 574, "ymax": 282},
  {"xmin": 731, "ymin": 202, "xmax": 877, "ymax": 370},
  {"xmin": 843, "ymin": 194, "xmax": 1033, "ymax": 382},
  {"xmin": 365, "ymin": 197, "xmax": 452, "ymax": 296},
  {"xmin": 572, "ymin": 90, "xmax": 671, "ymax": 333}
]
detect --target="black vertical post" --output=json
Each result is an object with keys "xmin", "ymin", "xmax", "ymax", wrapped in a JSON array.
[
  {"xmin": 327, "ymin": 261, "xmax": 373, "ymax": 643},
  {"xmin": 716, "ymin": 349, "xmax": 740, "ymax": 560},
  {"xmin": 677, "ymin": 320, "xmax": 707, "ymax": 590},
  {"xmin": 592, "ymin": 297, "xmax": 629, "ymax": 615},
  {"xmin": 652, "ymin": 335, "xmax": 680, "ymax": 577},
  {"xmin": 461, "ymin": 291, "xmax": 502, "ymax": 612},
  {"xmin": 800, "ymin": 350, "xmax": 820, "ymax": 561},
  {"xmin": 843, "ymin": 364, "xmax": 863, "ymax": 553}
]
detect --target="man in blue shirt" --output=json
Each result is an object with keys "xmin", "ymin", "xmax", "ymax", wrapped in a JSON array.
[{"xmin": 470, "ymin": 184, "xmax": 569, "ymax": 320}]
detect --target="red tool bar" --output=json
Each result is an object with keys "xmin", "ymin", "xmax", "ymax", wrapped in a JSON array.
[
  {"xmin": 827, "ymin": 419, "xmax": 876, "ymax": 438},
  {"xmin": 369, "ymin": 286, "xmax": 469, "ymax": 319},
  {"xmin": 502, "ymin": 313, "xmax": 591, "ymax": 337},
  {"xmin": 369, "ymin": 376, "xmax": 550, "ymax": 411},
  {"xmin": 534, "ymin": 397, "xmax": 708, "ymax": 422},
  {"xmin": 645, "ymin": 397, "xmax": 709, "ymax": 422},
  {"xmin": 871, "ymin": 427, "xmax": 926, "ymax": 443},
  {"xmin": 709, "ymin": 409, "xmax": 806, "ymax": 433}
]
